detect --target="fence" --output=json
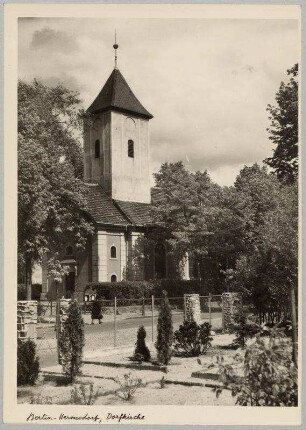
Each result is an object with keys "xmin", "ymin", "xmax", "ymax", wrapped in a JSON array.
[{"xmin": 34, "ymin": 295, "xmax": 223, "ymax": 356}]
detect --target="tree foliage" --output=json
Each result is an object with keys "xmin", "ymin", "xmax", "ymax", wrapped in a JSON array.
[
  {"xmin": 18, "ymin": 79, "xmax": 94, "ymax": 296},
  {"xmin": 264, "ymin": 64, "xmax": 298, "ymax": 184},
  {"xmin": 151, "ymin": 162, "xmax": 244, "ymax": 290}
]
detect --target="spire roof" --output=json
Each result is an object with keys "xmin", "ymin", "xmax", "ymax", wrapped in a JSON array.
[{"xmin": 87, "ymin": 68, "xmax": 153, "ymax": 119}]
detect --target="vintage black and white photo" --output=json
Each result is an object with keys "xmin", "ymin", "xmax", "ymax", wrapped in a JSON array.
[{"xmin": 3, "ymin": 3, "xmax": 301, "ymax": 426}]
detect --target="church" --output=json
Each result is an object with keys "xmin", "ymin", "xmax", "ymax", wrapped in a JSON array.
[{"xmin": 40, "ymin": 45, "xmax": 190, "ymax": 301}]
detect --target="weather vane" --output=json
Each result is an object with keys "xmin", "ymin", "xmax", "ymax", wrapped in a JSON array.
[{"xmin": 113, "ymin": 30, "xmax": 119, "ymax": 69}]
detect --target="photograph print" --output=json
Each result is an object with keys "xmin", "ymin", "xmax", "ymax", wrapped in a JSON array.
[{"xmin": 6, "ymin": 4, "xmax": 301, "ymax": 424}]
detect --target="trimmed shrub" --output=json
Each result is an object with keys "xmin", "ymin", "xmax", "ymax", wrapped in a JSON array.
[
  {"xmin": 173, "ymin": 321, "xmax": 213, "ymax": 356},
  {"xmin": 86, "ymin": 281, "xmax": 154, "ymax": 301},
  {"xmin": 59, "ymin": 300, "xmax": 85, "ymax": 383},
  {"xmin": 85, "ymin": 278, "xmax": 202, "ymax": 302},
  {"xmin": 17, "ymin": 339, "xmax": 40, "ymax": 386},
  {"xmin": 134, "ymin": 326, "xmax": 151, "ymax": 362},
  {"xmin": 155, "ymin": 290, "xmax": 173, "ymax": 365}
]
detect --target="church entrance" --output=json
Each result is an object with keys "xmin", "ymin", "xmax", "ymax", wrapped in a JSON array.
[{"xmin": 65, "ymin": 271, "xmax": 76, "ymax": 298}]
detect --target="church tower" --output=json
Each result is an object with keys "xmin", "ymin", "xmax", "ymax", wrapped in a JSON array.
[{"xmin": 84, "ymin": 42, "xmax": 153, "ymax": 204}]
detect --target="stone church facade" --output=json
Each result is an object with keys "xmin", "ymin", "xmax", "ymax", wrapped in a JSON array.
[{"xmin": 39, "ymin": 65, "xmax": 189, "ymax": 301}]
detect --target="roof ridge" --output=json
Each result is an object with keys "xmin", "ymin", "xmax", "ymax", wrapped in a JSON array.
[
  {"xmin": 110, "ymin": 68, "xmax": 117, "ymax": 106},
  {"xmin": 112, "ymin": 199, "xmax": 134, "ymax": 224}
]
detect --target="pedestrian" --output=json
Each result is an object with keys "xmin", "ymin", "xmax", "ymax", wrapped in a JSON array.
[{"xmin": 91, "ymin": 299, "xmax": 103, "ymax": 324}]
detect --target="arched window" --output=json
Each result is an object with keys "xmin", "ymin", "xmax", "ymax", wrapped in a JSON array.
[
  {"xmin": 128, "ymin": 140, "xmax": 134, "ymax": 158},
  {"xmin": 95, "ymin": 139, "xmax": 100, "ymax": 158},
  {"xmin": 66, "ymin": 246, "xmax": 73, "ymax": 256},
  {"xmin": 110, "ymin": 246, "xmax": 117, "ymax": 259},
  {"xmin": 111, "ymin": 274, "xmax": 117, "ymax": 283}
]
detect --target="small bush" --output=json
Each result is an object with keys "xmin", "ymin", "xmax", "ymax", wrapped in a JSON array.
[
  {"xmin": 230, "ymin": 313, "xmax": 260, "ymax": 348},
  {"xmin": 155, "ymin": 290, "xmax": 173, "ymax": 365},
  {"xmin": 17, "ymin": 339, "xmax": 40, "ymax": 386},
  {"xmin": 215, "ymin": 330, "xmax": 298, "ymax": 406},
  {"xmin": 173, "ymin": 321, "xmax": 213, "ymax": 356},
  {"xmin": 134, "ymin": 326, "xmax": 151, "ymax": 362},
  {"xmin": 113, "ymin": 373, "xmax": 143, "ymax": 401},
  {"xmin": 70, "ymin": 383, "xmax": 101, "ymax": 405},
  {"xmin": 59, "ymin": 300, "xmax": 85, "ymax": 383}
]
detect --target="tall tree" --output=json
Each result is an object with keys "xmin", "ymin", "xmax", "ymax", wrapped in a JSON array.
[
  {"xmin": 264, "ymin": 64, "xmax": 298, "ymax": 184},
  {"xmin": 151, "ymin": 162, "xmax": 244, "ymax": 290},
  {"xmin": 18, "ymin": 79, "xmax": 94, "ymax": 298},
  {"xmin": 234, "ymin": 165, "xmax": 298, "ymax": 321}
]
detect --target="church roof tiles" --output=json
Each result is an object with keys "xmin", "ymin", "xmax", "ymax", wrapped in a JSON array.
[
  {"xmin": 114, "ymin": 200, "xmax": 152, "ymax": 226},
  {"xmin": 87, "ymin": 68, "xmax": 153, "ymax": 120},
  {"xmin": 85, "ymin": 184, "xmax": 152, "ymax": 227},
  {"xmin": 85, "ymin": 184, "xmax": 128, "ymax": 226}
]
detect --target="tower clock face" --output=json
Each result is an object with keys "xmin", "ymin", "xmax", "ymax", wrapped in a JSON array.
[{"xmin": 93, "ymin": 118, "xmax": 102, "ymax": 131}]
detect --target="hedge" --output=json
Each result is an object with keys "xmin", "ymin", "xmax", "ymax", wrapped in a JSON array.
[{"xmin": 85, "ymin": 279, "xmax": 201, "ymax": 300}]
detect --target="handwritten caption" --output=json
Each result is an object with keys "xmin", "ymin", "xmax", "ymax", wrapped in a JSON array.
[{"xmin": 26, "ymin": 412, "xmax": 145, "ymax": 424}]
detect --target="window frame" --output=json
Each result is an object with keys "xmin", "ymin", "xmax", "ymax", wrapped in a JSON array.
[
  {"xmin": 110, "ymin": 245, "xmax": 117, "ymax": 259},
  {"xmin": 128, "ymin": 139, "xmax": 134, "ymax": 158},
  {"xmin": 111, "ymin": 274, "xmax": 117, "ymax": 283}
]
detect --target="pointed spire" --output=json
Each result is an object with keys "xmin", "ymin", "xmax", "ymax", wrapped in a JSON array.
[{"xmin": 113, "ymin": 30, "xmax": 118, "ymax": 69}]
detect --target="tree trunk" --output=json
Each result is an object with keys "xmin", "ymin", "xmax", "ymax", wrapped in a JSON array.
[{"xmin": 25, "ymin": 254, "xmax": 32, "ymax": 300}]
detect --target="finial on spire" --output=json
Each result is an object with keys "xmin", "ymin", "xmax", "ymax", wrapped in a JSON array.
[{"xmin": 113, "ymin": 30, "xmax": 119, "ymax": 69}]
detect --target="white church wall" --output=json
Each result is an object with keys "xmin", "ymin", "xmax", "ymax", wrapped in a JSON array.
[{"xmin": 110, "ymin": 112, "xmax": 151, "ymax": 203}]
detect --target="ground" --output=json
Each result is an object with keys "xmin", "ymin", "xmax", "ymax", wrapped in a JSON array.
[{"xmin": 18, "ymin": 331, "xmax": 239, "ymax": 406}]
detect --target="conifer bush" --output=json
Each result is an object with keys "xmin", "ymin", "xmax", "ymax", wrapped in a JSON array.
[
  {"xmin": 155, "ymin": 290, "xmax": 173, "ymax": 365},
  {"xmin": 134, "ymin": 326, "xmax": 151, "ymax": 362},
  {"xmin": 59, "ymin": 300, "xmax": 85, "ymax": 383},
  {"xmin": 17, "ymin": 338, "xmax": 40, "ymax": 386}
]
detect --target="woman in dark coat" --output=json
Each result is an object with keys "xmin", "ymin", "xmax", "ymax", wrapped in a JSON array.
[{"xmin": 91, "ymin": 300, "xmax": 103, "ymax": 324}]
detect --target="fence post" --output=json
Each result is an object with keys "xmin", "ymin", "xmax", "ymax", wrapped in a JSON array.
[
  {"xmin": 151, "ymin": 295, "xmax": 154, "ymax": 342},
  {"xmin": 208, "ymin": 293, "xmax": 212, "ymax": 326},
  {"xmin": 142, "ymin": 297, "xmax": 145, "ymax": 316},
  {"xmin": 114, "ymin": 297, "xmax": 117, "ymax": 347}
]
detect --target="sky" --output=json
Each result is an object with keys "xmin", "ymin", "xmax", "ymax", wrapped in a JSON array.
[{"xmin": 18, "ymin": 18, "xmax": 299, "ymax": 186}]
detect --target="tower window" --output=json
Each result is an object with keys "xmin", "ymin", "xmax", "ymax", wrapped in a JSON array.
[
  {"xmin": 111, "ymin": 274, "xmax": 117, "ymax": 283},
  {"xmin": 95, "ymin": 139, "xmax": 100, "ymax": 158},
  {"xmin": 110, "ymin": 246, "xmax": 117, "ymax": 259},
  {"xmin": 128, "ymin": 140, "xmax": 134, "ymax": 158}
]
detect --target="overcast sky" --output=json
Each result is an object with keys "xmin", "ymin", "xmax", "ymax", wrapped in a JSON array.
[{"xmin": 18, "ymin": 18, "xmax": 299, "ymax": 186}]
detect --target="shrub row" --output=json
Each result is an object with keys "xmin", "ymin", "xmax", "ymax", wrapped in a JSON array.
[{"xmin": 86, "ymin": 278, "xmax": 201, "ymax": 300}]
